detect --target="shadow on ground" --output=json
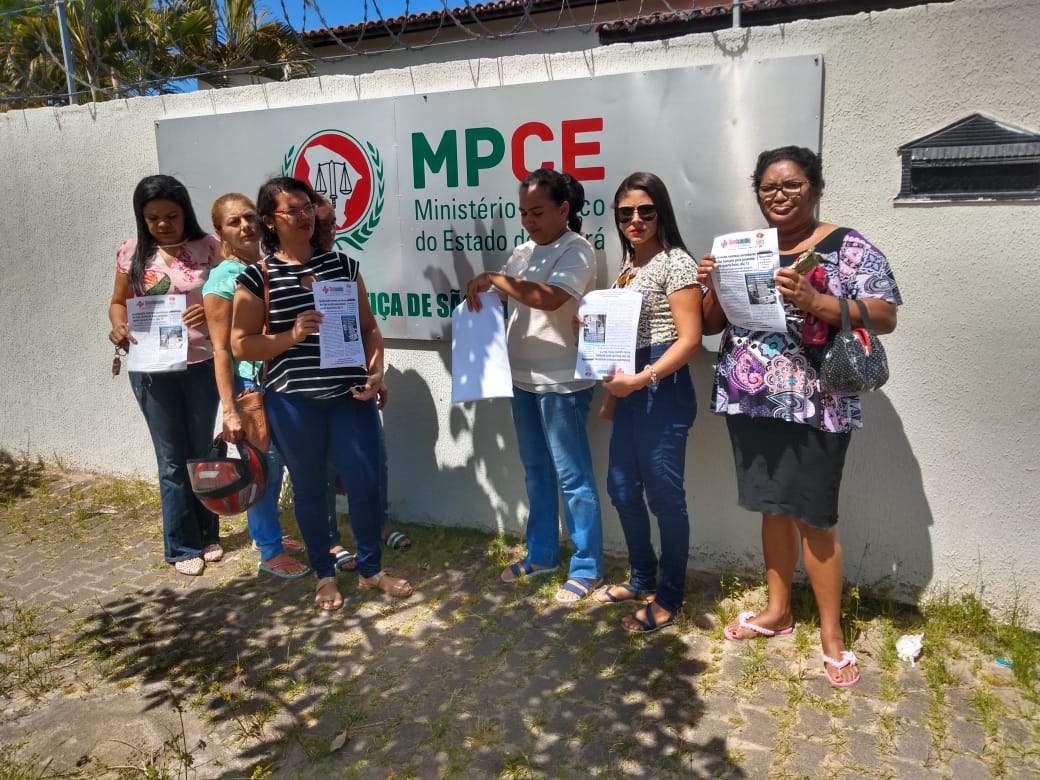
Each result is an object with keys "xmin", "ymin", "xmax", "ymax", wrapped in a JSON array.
[
  {"xmin": 70, "ymin": 522, "xmax": 728, "ymax": 777},
  {"xmin": 3, "ymin": 471, "xmax": 1037, "ymax": 779}
]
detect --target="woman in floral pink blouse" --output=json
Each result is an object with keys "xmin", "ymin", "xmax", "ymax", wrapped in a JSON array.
[
  {"xmin": 108, "ymin": 174, "xmax": 223, "ymax": 576},
  {"xmin": 698, "ymin": 147, "xmax": 902, "ymax": 687}
]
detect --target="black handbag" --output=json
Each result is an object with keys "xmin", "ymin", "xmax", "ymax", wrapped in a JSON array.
[{"xmin": 819, "ymin": 298, "xmax": 889, "ymax": 395}]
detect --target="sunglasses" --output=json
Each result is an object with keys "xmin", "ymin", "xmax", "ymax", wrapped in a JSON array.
[{"xmin": 615, "ymin": 204, "xmax": 658, "ymax": 223}]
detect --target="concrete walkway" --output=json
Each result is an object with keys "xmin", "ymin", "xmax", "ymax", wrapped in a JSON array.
[{"xmin": 0, "ymin": 470, "xmax": 1036, "ymax": 778}]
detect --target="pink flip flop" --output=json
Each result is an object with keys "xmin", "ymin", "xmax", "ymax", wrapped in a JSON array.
[
  {"xmin": 723, "ymin": 610, "xmax": 794, "ymax": 641},
  {"xmin": 823, "ymin": 650, "xmax": 861, "ymax": 687}
]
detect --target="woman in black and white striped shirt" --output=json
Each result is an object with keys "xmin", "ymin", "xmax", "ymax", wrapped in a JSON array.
[{"xmin": 232, "ymin": 176, "xmax": 413, "ymax": 610}]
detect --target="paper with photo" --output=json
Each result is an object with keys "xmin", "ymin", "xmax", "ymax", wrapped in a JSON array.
[
  {"xmin": 710, "ymin": 227, "xmax": 788, "ymax": 332},
  {"xmin": 575, "ymin": 288, "xmax": 641, "ymax": 379},
  {"xmin": 313, "ymin": 281, "xmax": 366, "ymax": 369},
  {"xmin": 451, "ymin": 292, "xmax": 513, "ymax": 403},
  {"xmin": 126, "ymin": 294, "xmax": 188, "ymax": 373}
]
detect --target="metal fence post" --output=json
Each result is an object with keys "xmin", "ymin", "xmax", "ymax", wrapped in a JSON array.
[{"xmin": 55, "ymin": 0, "xmax": 77, "ymax": 105}]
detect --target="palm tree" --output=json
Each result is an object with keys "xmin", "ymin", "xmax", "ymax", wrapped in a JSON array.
[
  {"xmin": 175, "ymin": 0, "xmax": 313, "ymax": 88},
  {"xmin": 0, "ymin": 0, "xmax": 312, "ymax": 110}
]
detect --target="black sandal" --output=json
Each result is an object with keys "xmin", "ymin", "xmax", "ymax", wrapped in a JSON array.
[
  {"xmin": 333, "ymin": 548, "xmax": 357, "ymax": 571},
  {"xmin": 383, "ymin": 530, "xmax": 411, "ymax": 550}
]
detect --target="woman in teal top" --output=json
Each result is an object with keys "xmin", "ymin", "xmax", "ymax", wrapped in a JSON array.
[{"xmin": 202, "ymin": 193, "xmax": 309, "ymax": 579}]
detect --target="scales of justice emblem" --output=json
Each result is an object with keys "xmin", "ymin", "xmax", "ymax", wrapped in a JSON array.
[{"xmin": 283, "ymin": 130, "xmax": 385, "ymax": 251}]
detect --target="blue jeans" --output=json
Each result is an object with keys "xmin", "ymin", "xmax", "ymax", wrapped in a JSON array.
[
  {"xmin": 235, "ymin": 378, "xmax": 290, "ymax": 561},
  {"xmin": 129, "ymin": 362, "xmax": 220, "ymax": 563},
  {"xmin": 265, "ymin": 389, "xmax": 383, "ymax": 579},
  {"xmin": 510, "ymin": 386, "xmax": 603, "ymax": 581},
  {"xmin": 607, "ymin": 346, "xmax": 696, "ymax": 612},
  {"xmin": 328, "ymin": 420, "xmax": 388, "ymax": 547}
]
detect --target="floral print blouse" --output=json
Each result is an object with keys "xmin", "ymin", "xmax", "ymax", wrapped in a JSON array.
[
  {"xmin": 711, "ymin": 228, "xmax": 902, "ymax": 433},
  {"xmin": 116, "ymin": 235, "xmax": 221, "ymax": 364}
]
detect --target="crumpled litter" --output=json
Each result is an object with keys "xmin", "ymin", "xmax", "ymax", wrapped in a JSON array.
[{"xmin": 896, "ymin": 632, "xmax": 924, "ymax": 666}]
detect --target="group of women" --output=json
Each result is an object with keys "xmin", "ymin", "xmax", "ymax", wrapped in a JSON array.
[
  {"xmin": 108, "ymin": 175, "xmax": 412, "ymax": 611},
  {"xmin": 464, "ymin": 147, "xmax": 900, "ymax": 687},
  {"xmin": 109, "ymin": 144, "xmax": 901, "ymax": 686}
]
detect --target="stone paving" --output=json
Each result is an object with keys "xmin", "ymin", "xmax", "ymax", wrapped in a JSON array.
[{"xmin": 0, "ymin": 470, "xmax": 1037, "ymax": 778}]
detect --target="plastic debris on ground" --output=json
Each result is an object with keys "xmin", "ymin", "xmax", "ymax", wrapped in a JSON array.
[{"xmin": 896, "ymin": 632, "xmax": 924, "ymax": 666}]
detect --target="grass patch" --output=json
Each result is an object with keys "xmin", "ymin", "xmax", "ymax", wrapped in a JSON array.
[
  {"xmin": 0, "ymin": 451, "xmax": 45, "ymax": 504},
  {"xmin": 0, "ymin": 743, "xmax": 52, "ymax": 779},
  {"xmin": 921, "ymin": 590, "xmax": 1040, "ymax": 693}
]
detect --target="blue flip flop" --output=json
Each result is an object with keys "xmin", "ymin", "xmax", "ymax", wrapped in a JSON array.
[
  {"xmin": 623, "ymin": 605, "xmax": 677, "ymax": 634},
  {"xmin": 258, "ymin": 558, "xmax": 311, "ymax": 580},
  {"xmin": 501, "ymin": 559, "xmax": 558, "ymax": 583}
]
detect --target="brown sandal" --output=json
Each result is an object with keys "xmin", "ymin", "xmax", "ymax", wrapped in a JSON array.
[
  {"xmin": 358, "ymin": 571, "xmax": 413, "ymax": 599},
  {"xmin": 314, "ymin": 577, "xmax": 343, "ymax": 611}
]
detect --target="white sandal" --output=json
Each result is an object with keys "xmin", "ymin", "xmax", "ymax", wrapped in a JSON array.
[
  {"xmin": 358, "ymin": 571, "xmax": 413, "ymax": 599},
  {"xmin": 173, "ymin": 557, "xmax": 204, "ymax": 576}
]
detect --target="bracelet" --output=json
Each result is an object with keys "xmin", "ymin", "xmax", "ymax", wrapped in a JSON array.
[{"xmin": 644, "ymin": 364, "xmax": 659, "ymax": 387}]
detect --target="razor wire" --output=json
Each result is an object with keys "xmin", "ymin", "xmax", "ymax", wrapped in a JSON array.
[{"xmin": 0, "ymin": 1, "xmax": 734, "ymax": 109}]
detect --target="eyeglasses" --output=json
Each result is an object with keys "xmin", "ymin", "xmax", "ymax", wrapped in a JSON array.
[
  {"xmin": 757, "ymin": 181, "xmax": 808, "ymax": 199},
  {"xmin": 615, "ymin": 205, "xmax": 658, "ymax": 223},
  {"xmin": 272, "ymin": 203, "xmax": 316, "ymax": 220}
]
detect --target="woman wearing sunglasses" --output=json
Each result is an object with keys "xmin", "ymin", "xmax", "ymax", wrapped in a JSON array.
[
  {"xmin": 593, "ymin": 172, "xmax": 703, "ymax": 634},
  {"xmin": 231, "ymin": 176, "xmax": 412, "ymax": 611},
  {"xmin": 464, "ymin": 168, "xmax": 605, "ymax": 605},
  {"xmin": 697, "ymin": 147, "xmax": 901, "ymax": 686}
]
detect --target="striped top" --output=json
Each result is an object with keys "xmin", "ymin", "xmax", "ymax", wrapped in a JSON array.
[{"xmin": 237, "ymin": 250, "xmax": 367, "ymax": 399}]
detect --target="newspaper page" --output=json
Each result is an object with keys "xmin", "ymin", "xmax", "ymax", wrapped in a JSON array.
[
  {"xmin": 574, "ymin": 288, "xmax": 641, "ymax": 379},
  {"xmin": 450, "ymin": 292, "xmax": 513, "ymax": 403},
  {"xmin": 710, "ymin": 228, "xmax": 787, "ymax": 332},
  {"xmin": 312, "ymin": 281, "xmax": 367, "ymax": 369},
  {"xmin": 125, "ymin": 294, "xmax": 188, "ymax": 373}
]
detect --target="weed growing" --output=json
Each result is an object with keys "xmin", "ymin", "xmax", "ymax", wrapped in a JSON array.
[
  {"xmin": 1, "ymin": 464, "xmax": 1039, "ymax": 778},
  {"xmin": 0, "ymin": 451, "xmax": 44, "ymax": 504}
]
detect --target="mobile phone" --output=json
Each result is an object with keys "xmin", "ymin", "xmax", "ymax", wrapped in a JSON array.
[{"xmin": 791, "ymin": 249, "xmax": 823, "ymax": 275}]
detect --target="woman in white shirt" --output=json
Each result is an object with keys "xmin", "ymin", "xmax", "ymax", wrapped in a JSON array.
[{"xmin": 465, "ymin": 168, "xmax": 605, "ymax": 604}]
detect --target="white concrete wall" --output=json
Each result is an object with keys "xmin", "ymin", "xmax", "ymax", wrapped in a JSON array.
[{"xmin": 1, "ymin": 0, "xmax": 1037, "ymax": 617}]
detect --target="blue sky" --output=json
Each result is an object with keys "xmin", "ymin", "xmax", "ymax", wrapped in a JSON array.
[{"xmin": 263, "ymin": 1, "xmax": 453, "ymax": 32}]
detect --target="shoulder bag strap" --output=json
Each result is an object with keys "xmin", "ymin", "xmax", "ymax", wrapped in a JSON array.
[
  {"xmin": 257, "ymin": 258, "xmax": 270, "ymax": 386},
  {"xmin": 838, "ymin": 298, "xmax": 852, "ymax": 332},
  {"xmin": 853, "ymin": 298, "xmax": 874, "ymax": 333}
]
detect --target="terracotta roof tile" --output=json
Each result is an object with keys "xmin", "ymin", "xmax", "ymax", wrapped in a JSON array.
[
  {"xmin": 301, "ymin": 0, "xmax": 606, "ymax": 44},
  {"xmin": 597, "ymin": 0, "xmax": 946, "ymax": 42},
  {"xmin": 301, "ymin": 0, "xmax": 944, "ymax": 46}
]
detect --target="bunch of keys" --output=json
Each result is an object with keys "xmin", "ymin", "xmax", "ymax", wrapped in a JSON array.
[{"xmin": 112, "ymin": 345, "xmax": 128, "ymax": 376}]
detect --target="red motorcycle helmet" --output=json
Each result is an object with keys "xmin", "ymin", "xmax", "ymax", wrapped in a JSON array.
[{"xmin": 187, "ymin": 436, "xmax": 268, "ymax": 516}]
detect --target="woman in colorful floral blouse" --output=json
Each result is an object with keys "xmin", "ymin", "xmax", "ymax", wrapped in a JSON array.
[{"xmin": 698, "ymin": 146, "xmax": 901, "ymax": 686}]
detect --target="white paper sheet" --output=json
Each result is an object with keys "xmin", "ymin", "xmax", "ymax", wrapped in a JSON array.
[
  {"xmin": 450, "ymin": 292, "xmax": 513, "ymax": 403},
  {"xmin": 574, "ymin": 288, "xmax": 641, "ymax": 379},
  {"xmin": 313, "ymin": 281, "xmax": 366, "ymax": 369},
  {"xmin": 710, "ymin": 228, "xmax": 788, "ymax": 332},
  {"xmin": 126, "ymin": 294, "xmax": 188, "ymax": 373}
]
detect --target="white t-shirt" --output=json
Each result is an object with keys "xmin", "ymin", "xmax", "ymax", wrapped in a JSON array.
[{"xmin": 499, "ymin": 231, "xmax": 597, "ymax": 393}]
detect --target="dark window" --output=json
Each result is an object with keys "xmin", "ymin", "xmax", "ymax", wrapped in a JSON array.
[
  {"xmin": 910, "ymin": 162, "xmax": 1040, "ymax": 197},
  {"xmin": 897, "ymin": 114, "xmax": 1040, "ymax": 203}
]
